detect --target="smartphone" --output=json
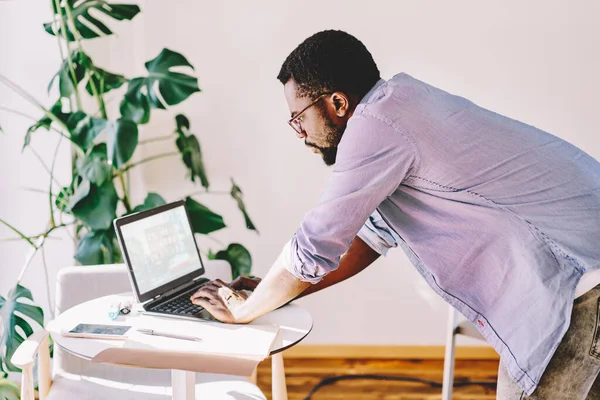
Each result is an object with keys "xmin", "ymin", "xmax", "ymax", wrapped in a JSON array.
[{"xmin": 61, "ymin": 323, "xmax": 133, "ymax": 340}]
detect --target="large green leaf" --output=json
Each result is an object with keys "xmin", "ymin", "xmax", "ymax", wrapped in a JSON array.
[
  {"xmin": 0, "ymin": 284, "xmax": 44, "ymax": 373},
  {"xmin": 107, "ymin": 119, "xmax": 138, "ymax": 167},
  {"xmin": 119, "ymin": 78, "xmax": 150, "ymax": 124},
  {"xmin": 0, "ymin": 378, "xmax": 19, "ymax": 400},
  {"xmin": 209, "ymin": 243, "xmax": 252, "ymax": 280},
  {"xmin": 230, "ymin": 179, "xmax": 257, "ymax": 232},
  {"xmin": 67, "ymin": 112, "xmax": 108, "ymax": 151},
  {"xmin": 48, "ymin": 50, "xmax": 125, "ymax": 99},
  {"xmin": 120, "ymin": 49, "xmax": 200, "ymax": 123},
  {"xmin": 24, "ymin": 99, "xmax": 70, "ymax": 150},
  {"xmin": 47, "ymin": 50, "xmax": 88, "ymax": 99},
  {"xmin": 76, "ymin": 152, "xmax": 111, "ymax": 186},
  {"xmin": 44, "ymin": 1, "xmax": 140, "ymax": 41},
  {"xmin": 66, "ymin": 178, "xmax": 91, "ymax": 211},
  {"xmin": 185, "ymin": 197, "xmax": 225, "ymax": 235},
  {"xmin": 71, "ymin": 179, "xmax": 118, "ymax": 230},
  {"xmin": 132, "ymin": 193, "xmax": 166, "ymax": 213},
  {"xmin": 85, "ymin": 66, "xmax": 126, "ymax": 96},
  {"xmin": 75, "ymin": 229, "xmax": 116, "ymax": 265},
  {"xmin": 175, "ymin": 114, "xmax": 209, "ymax": 188}
]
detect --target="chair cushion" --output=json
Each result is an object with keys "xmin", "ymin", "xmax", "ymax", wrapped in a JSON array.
[{"xmin": 46, "ymin": 371, "xmax": 266, "ymax": 400}]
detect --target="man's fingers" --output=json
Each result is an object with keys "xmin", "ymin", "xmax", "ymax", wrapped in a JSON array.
[
  {"xmin": 192, "ymin": 296, "xmax": 212, "ymax": 308},
  {"xmin": 190, "ymin": 286, "xmax": 219, "ymax": 302}
]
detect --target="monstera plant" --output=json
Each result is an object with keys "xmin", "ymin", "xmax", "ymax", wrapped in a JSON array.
[{"xmin": 0, "ymin": 1, "xmax": 257, "ymax": 394}]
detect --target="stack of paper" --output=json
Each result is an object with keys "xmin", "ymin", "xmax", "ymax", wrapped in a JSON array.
[{"xmin": 92, "ymin": 315, "xmax": 280, "ymax": 375}]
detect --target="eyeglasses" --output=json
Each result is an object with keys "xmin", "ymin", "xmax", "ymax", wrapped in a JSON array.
[{"xmin": 288, "ymin": 93, "xmax": 331, "ymax": 134}]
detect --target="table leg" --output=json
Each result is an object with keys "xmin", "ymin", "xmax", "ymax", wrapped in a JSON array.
[
  {"xmin": 271, "ymin": 352, "xmax": 288, "ymax": 400},
  {"xmin": 171, "ymin": 369, "xmax": 195, "ymax": 400}
]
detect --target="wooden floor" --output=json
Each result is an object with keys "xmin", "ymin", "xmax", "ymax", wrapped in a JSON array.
[{"xmin": 256, "ymin": 358, "xmax": 499, "ymax": 400}]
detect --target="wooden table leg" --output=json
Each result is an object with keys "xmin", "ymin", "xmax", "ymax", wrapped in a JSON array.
[
  {"xmin": 171, "ymin": 370, "xmax": 195, "ymax": 400},
  {"xmin": 271, "ymin": 352, "xmax": 288, "ymax": 400}
]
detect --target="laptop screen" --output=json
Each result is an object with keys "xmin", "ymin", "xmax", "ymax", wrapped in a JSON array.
[{"xmin": 118, "ymin": 204, "xmax": 203, "ymax": 296}]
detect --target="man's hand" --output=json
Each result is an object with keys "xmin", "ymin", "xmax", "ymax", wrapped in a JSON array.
[{"xmin": 190, "ymin": 279, "xmax": 250, "ymax": 323}]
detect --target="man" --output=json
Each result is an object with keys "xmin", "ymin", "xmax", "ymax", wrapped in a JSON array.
[{"xmin": 191, "ymin": 30, "xmax": 600, "ymax": 399}]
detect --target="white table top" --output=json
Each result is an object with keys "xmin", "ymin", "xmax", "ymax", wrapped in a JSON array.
[{"xmin": 49, "ymin": 293, "xmax": 313, "ymax": 362}]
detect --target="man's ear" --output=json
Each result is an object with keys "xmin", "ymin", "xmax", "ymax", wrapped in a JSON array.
[{"xmin": 331, "ymin": 92, "xmax": 350, "ymax": 117}]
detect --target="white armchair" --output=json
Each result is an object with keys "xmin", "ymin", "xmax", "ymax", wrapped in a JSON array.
[{"xmin": 11, "ymin": 260, "xmax": 267, "ymax": 400}]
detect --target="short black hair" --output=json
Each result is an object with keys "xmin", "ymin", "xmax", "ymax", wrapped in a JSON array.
[{"xmin": 277, "ymin": 30, "xmax": 380, "ymax": 99}]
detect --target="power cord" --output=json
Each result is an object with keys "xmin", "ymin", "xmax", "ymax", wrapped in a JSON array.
[{"xmin": 303, "ymin": 373, "xmax": 496, "ymax": 399}]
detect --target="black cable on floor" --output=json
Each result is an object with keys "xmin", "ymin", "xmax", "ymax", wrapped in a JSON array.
[{"xmin": 303, "ymin": 373, "xmax": 496, "ymax": 400}]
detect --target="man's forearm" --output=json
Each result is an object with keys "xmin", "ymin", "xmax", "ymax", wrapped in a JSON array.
[
  {"xmin": 232, "ymin": 236, "xmax": 380, "ymax": 323},
  {"xmin": 232, "ymin": 243, "xmax": 310, "ymax": 323},
  {"xmin": 292, "ymin": 236, "xmax": 380, "ymax": 300}
]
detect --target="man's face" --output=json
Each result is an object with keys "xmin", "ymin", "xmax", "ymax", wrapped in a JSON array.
[{"xmin": 284, "ymin": 80, "xmax": 347, "ymax": 166}]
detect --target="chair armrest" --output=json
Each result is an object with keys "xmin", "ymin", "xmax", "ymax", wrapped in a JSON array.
[
  {"xmin": 11, "ymin": 330, "xmax": 48, "ymax": 369},
  {"xmin": 11, "ymin": 330, "xmax": 52, "ymax": 400}
]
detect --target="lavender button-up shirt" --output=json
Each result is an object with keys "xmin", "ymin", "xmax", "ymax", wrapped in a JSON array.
[{"xmin": 285, "ymin": 73, "xmax": 600, "ymax": 395}]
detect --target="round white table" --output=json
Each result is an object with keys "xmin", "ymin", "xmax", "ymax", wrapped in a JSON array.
[{"xmin": 48, "ymin": 293, "xmax": 313, "ymax": 400}]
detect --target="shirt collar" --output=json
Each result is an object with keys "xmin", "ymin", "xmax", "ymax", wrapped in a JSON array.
[{"xmin": 358, "ymin": 78, "xmax": 386, "ymax": 106}]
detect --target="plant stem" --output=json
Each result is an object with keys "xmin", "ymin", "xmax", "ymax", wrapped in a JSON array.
[
  {"xmin": 120, "ymin": 151, "xmax": 179, "ymax": 173},
  {"xmin": 0, "ymin": 218, "xmax": 37, "ymax": 248},
  {"xmin": 0, "ymin": 81, "xmax": 78, "ymax": 150},
  {"xmin": 0, "ymin": 75, "xmax": 46, "ymax": 111},
  {"xmin": 203, "ymin": 233, "xmax": 225, "ymax": 247},
  {"xmin": 17, "ymin": 235, "xmax": 46, "ymax": 284},
  {"xmin": 0, "ymin": 236, "xmax": 60, "ymax": 242},
  {"xmin": 0, "ymin": 105, "xmax": 74, "ymax": 146},
  {"xmin": 10, "ymin": 186, "xmax": 54, "ymax": 196},
  {"xmin": 117, "ymin": 171, "xmax": 132, "ymax": 213},
  {"xmin": 0, "ymin": 106, "xmax": 39, "ymax": 124},
  {"xmin": 186, "ymin": 189, "xmax": 230, "ymax": 196},
  {"xmin": 54, "ymin": 0, "xmax": 83, "ymax": 111},
  {"xmin": 29, "ymin": 146, "xmax": 64, "ymax": 188},
  {"xmin": 64, "ymin": 1, "xmax": 107, "ymax": 119},
  {"xmin": 48, "ymin": 135, "xmax": 64, "ymax": 228},
  {"xmin": 40, "ymin": 245, "xmax": 55, "ymax": 318},
  {"xmin": 138, "ymin": 135, "xmax": 174, "ymax": 145},
  {"xmin": 51, "ymin": 1, "xmax": 66, "ymax": 62}
]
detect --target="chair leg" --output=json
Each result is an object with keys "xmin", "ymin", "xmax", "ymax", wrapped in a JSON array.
[
  {"xmin": 38, "ymin": 335, "xmax": 52, "ymax": 400},
  {"xmin": 20, "ymin": 363, "xmax": 35, "ymax": 400},
  {"xmin": 441, "ymin": 306, "xmax": 458, "ymax": 400},
  {"xmin": 171, "ymin": 370, "xmax": 195, "ymax": 400},
  {"xmin": 271, "ymin": 352, "xmax": 288, "ymax": 400}
]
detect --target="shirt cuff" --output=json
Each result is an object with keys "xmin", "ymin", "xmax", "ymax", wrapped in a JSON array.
[
  {"xmin": 281, "ymin": 237, "xmax": 328, "ymax": 284},
  {"xmin": 356, "ymin": 209, "xmax": 399, "ymax": 256}
]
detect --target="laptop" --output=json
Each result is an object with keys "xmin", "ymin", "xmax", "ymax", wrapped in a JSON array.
[{"xmin": 113, "ymin": 200, "xmax": 216, "ymax": 321}]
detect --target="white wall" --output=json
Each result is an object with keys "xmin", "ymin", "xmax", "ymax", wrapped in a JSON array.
[
  {"xmin": 0, "ymin": 2, "xmax": 73, "ymax": 320},
  {"xmin": 2, "ymin": 0, "xmax": 599, "ymax": 346}
]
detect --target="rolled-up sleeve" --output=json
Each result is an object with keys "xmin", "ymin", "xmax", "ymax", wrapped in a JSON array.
[
  {"xmin": 357, "ymin": 209, "xmax": 400, "ymax": 256},
  {"xmin": 285, "ymin": 112, "xmax": 417, "ymax": 283}
]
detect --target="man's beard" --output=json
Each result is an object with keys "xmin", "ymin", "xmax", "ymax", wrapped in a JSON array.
[{"xmin": 305, "ymin": 118, "xmax": 345, "ymax": 166}]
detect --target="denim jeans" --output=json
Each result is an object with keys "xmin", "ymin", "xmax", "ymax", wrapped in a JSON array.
[{"xmin": 497, "ymin": 284, "xmax": 600, "ymax": 399}]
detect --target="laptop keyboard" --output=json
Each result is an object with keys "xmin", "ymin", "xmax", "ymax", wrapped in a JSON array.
[{"xmin": 151, "ymin": 286, "xmax": 206, "ymax": 316}]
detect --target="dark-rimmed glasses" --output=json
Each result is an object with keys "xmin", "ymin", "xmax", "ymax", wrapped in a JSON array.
[{"xmin": 287, "ymin": 93, "xmax": 331, "ymax": 134}]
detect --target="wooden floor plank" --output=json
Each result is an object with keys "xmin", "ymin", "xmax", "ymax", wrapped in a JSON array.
[{"xmin": 256, "ymin": 357, "xmax": 498, "ymax": 400}]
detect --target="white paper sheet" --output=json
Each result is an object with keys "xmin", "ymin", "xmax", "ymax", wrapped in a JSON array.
[{"xmin": 128, "ymin": 315, "xmax": 280, "ymax": 358}]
